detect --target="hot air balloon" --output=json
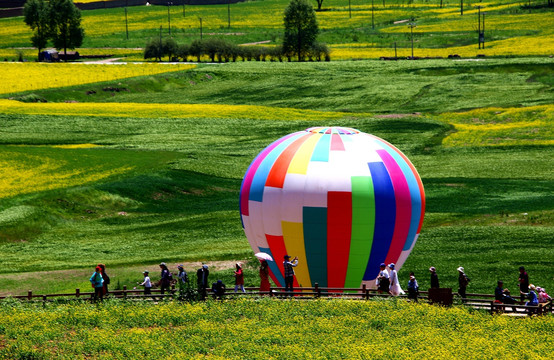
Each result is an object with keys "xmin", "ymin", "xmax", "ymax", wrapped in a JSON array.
[{"xmin": 239, "ymin": 127, "xmax": 425, "ymax": 289}]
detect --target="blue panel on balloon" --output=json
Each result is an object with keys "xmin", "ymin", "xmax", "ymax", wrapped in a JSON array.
[{"xmin": 364, "ymin": 162, "xmax": 396, "ymax": 280}]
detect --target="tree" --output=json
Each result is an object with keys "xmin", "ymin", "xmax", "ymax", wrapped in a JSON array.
[
  {"xmin": 49, "ymin": 0, "xmax": 84, "ymax": 61},
  {"xmin": 144, "ymin": 38, "xmax": 163, "ymax": 61},
  {"xmin": 23, "ymin": 0, "xmax": 51, "ymax": 61},
  {"xmin": 283, "ymin": 0, "xmax": 319, "ymax": 62},
  {"xmin": 314, "ymin": 0, "xmax": 324, "ymax": 11}
]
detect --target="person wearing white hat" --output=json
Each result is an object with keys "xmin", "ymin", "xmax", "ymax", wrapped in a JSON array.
[
  {"xmin": 138, "ymin": 270, "xmax": 152, "ymax": 295},
  {"xmin": 388, "ymin": 263, "xmax": 404, "ymax": 296},
  {"xmin": 457, "ymin": 266, "xmax": 470, "ymax": 300}
]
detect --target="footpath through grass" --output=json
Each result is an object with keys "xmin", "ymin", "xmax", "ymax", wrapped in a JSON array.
[{"xmin": 0, "ymin": 299, "xmax": 552, "ymax": 359}]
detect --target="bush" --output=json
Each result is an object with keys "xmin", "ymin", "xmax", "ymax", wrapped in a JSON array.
[
  {"xmin": 147, "ymin": 38, "xmax": 327, "ymax": 63},
  {"xmin": 144, "ymin": 38, "xmax": 162, "ymax": 61},
  {"xmin": 144, "ymin": 37, "xmax": 178, "ymax": 62},
  {"xmin": 189, "ymin": 40, "xmax": 203, "ymax": 62},
  {"xmin": 176, "ymin": 43, "xmax": 191, "ymax": 62}
]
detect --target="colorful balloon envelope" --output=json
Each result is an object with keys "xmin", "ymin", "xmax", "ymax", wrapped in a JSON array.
[{"xmin": 240, "ymin": 127, "xmax": 425, "ymax": 289}]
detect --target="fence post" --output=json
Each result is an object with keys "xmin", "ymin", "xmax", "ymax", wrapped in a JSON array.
[
  {"xmin": 28, "ymin": 290, "xmax": 32, "ymax": 301},
  {"xmin": 269, "ymin": 286, "xmax": 273, "ymax": 297},
  {"xmin": 314, "ymin": 283, "xmax": 321, "ymax": 298},
  {"xmin": 42, "ymin": 295, "xmax": 47, "ymax": 308},
  {"xmin": 363, "ymin": 284, "xmax": 369, "ymax": 300},
  {"xmin": 76, "ymin": 288, "xmax": 80, "ymax": 298},
  {"xmin": 123, "ymin": 285, "xmax": 127, "ymax": 300}
]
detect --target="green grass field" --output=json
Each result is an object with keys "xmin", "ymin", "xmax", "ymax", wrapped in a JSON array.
[{"xmin": 0, "ymin": 58, "xmax": 552, "ymax": 296}]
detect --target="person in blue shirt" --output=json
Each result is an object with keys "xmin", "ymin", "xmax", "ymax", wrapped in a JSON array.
[
  {"xmin": 407, "ymin": 273, "xmax": 419, "ymax": 302},
  {"xmin": 89, "ymin": 266, "xmax": 104, "ymax": 302},
  {"xmin": 521, "ymin": 284, "xmax": 539, "ymax": 314}
]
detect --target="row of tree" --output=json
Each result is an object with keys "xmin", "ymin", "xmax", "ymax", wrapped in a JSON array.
[
  {"xmin": 144, "ymin": 37, "xmax": 331, "ymax": 63},
  {"xmin": 144, "ymin": 0, "xmax": 325, "ymax": 63},
  {"xmin": 23, "ymin": 0, "xmax": 85, "ymax": 61}
]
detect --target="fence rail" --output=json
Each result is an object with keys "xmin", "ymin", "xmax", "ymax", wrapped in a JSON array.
[{"xmin": 1, "ymin": 285, "xmax": 551, "ymax": 316}]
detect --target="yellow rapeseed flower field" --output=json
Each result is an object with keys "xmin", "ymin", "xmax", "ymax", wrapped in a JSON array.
[
  {"xmin": 0, "ymin": 63, "xmax": 196, "ymax": 95},
  {"xmin": 438, "ymin": 105, "xmax": 554, "ymax": 147},
  {"xmin": 0, "ymin": 99, "xmax": 362, "ymax": 121},
  {"xmin": 0, "ymin": 299, "xmax": 553, "ymax": 358},
  {"xmin": 0, "ymin": 146, "xmax": 133, "ymax": 199}
]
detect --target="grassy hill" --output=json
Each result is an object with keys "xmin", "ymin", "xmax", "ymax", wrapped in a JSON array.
[{"xmin": 0, "ymin": 58, "xmax": 552, "ymax": 296}]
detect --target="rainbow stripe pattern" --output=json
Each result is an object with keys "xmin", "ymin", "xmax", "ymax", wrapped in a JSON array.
[{"xmin": 240, "ymin": 127, "xmax": 425, "ymax": 288}]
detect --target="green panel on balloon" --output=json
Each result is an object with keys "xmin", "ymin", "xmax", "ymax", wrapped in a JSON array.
[
  {"xmin": 344, "ymin": 176, "xmax": 375, "ymax": 288},
  {"xmin": 303, "ymin": 207, "xmax": 327, "ymax": 287}
]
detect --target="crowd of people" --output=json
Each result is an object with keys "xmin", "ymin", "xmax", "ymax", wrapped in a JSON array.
[{"xmin": 89, "ymin": 259, "xmax": 551, "ymax": 309}]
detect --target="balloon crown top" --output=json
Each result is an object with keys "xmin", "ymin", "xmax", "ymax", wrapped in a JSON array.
[{"xmin": 306, "ymin": 127, "xmax": 360, "ymax": 135}]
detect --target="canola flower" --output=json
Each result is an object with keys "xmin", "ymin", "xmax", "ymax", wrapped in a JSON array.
[
  {"xmin": 0, "ymin": 63, "xmax": 195, "ymax": 95},
  {"xmin": 0, "ymin": 146, "xmax": 133, "ymax": 199},
  {"xmin": 0, "ymin": 299, "xmax": 552, "ymax": 358},
  {"xmin": 0, "ymin": 99, "xmax": 361, "ymax": 121},
  {"xmin": 330, "ymin": 33, "xmax": 554, "ymax": 59},
  {"xmin": 436, "ymin": 105, "xmax": 554, "ymax": 147}
]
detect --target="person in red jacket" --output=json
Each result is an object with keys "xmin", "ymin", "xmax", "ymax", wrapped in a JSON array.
[{"xmin": 234, "ymin": 262, "xmax": 245, "ymax": 293}]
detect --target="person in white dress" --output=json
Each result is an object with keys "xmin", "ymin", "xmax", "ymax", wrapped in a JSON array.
[{"xmin": 388, "ymin": 263, "xmax": 405, "ymax": 296}]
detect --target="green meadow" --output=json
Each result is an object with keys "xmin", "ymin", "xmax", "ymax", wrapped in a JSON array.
[{"xmin": 1, "ymin": 58, "xmax": 553, "ymax": 296}]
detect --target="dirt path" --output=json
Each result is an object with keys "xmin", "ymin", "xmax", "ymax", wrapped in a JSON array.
[
  {"xmin": 239, "ymin": 40, "xmax": 272, "ymax": 46},
  {"xmin": 0, "ymin": 260, "xmax": 246, "ymax": 296}
]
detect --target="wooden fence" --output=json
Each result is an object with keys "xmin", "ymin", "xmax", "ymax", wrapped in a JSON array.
[{"xmin": 1, "ymin": 285, "xmax": 550, "ymax": 316}]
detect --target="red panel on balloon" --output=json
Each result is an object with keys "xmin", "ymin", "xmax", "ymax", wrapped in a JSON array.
[
  {"xmin": 327, "ymin": 191, "xmax": 352, "ymax": 289},
  {"xmin": 266, "ymin": 234, "xmax": 287, "ymax": 279}
]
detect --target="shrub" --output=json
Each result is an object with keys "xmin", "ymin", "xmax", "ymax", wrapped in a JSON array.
[{"xmin": 189, "ymin": 40, "xmax": 203, "ymax": 62}]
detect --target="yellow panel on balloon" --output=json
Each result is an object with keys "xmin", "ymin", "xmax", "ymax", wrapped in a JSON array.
[{"xmin": 281, "ymin": 221, "xmax": 312, "ymax": 289}]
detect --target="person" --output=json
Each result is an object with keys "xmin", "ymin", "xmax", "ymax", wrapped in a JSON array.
[
  {"xmin": 177, "ymin": 264, "xmax": 189, "ymax": 296},
  {"xmin": 388, "ymin": 263, "xmax": 404, "ymax": 296},
  {"xmin": 259, "ymin": 260, "xmax": 270, "ymax": 294},
  {"xmin": 520, "ymin": 284, "xmax": 539, "ymax": 314},
  {"xmin": 138, "ymin": 270, "xmax": 152, "ymax": 295},
  {"xmin": 495, "ymin": 281, "xmax": 516, "ymax": 303},
  {"xmin": 518, "ymin": 266, "xmax": 529, "ymax": 302},
  {"xmin": 89, "ymin": 266, "xmax": 104, "ymax": 302},
  {"xmin": 212, "ymin": 280, "xmax": 226, "ymax": 300},
  {"xmin": 407, "ymin": 272, "xmax": 419, "ymax": 302},
  {"xmin": 537, "ymin": 287, "xmax": 551, "ymax": 304},
  {"xmin": 234, "ymin": 262, "xmax": 246, "ymax": 293},
  {"xmin": 429, "ymin": 266, "xmax": 439, "ymax": 289},
  {"xmin": 197, "ymin": 263, "xmax": 209, "ymax": 300},
  {"xmin": 159, "ymin": 262, "xmax": 172, "ymax": 295},
  {"xmin": 283, "ymin": 255, "xmax": 298, "ymax": 295},
  {"xmin": 376, "ymin": 263, "xmax": 390, "ymax": 294},
  {"xmin": 494, "ymin": 280, "xmax": 517, "ymax": 312},
  {"xmin": 457, "ymin": 266, "xmax": 470, "ymax": 299},
  {"xmin": 97, "ymin": 264, "xmax": 110, "ymax": 297}
]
